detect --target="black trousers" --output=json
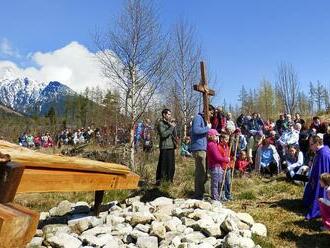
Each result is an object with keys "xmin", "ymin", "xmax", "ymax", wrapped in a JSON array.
[{"xmin": 156, "ymin": 149, "xmax": 175, "ymax": 183}]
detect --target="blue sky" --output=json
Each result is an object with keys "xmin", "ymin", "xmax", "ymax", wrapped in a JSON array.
[{"xmin": 1, "ymin": 0, "xmax": 330, "ymax": 107}]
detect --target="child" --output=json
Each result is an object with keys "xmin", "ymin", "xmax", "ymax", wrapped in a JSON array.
[
  {"xmin": 218, "ymin": 133, "xmax": 232, "ymax": 201},
  {"xmin": 180, "ymin": 137, "xmax": 192, "ymax": 157},
  {"xmin": 318, "ymin": 173, "xmax": 330, "ymax": 231},
  {"xmin": 235, "ymin": 151, "xmax": 250, "ymax": 174},
  {"xmin": 207, "ymin": 129, "xmax": 229, "ymax": 201}
]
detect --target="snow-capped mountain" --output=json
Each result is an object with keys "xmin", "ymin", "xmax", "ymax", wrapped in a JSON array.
[{"xmin": 0, "ymin": 77, "xmax": 75, "ymax": 115}]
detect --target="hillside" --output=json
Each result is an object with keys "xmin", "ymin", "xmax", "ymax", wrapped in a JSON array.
[{"xmin": 0, "ymin": 103, "xmax": 25, "ymax": 117}]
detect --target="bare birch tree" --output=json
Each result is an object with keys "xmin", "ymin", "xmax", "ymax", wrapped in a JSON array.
[
  {"xmin": 275, "ymin": 62, "xmax": 300, "ymax": 114},
  {"xmin": 170, "ymin": 19, "xmax": 201, "ymax": 137},
  {"xmin": 95, "ymin": 0, "xmax": 170, "ymax": 170}
]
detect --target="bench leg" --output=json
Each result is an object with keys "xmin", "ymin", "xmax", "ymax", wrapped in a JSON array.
[
  {"xmin": 94, "ymin": 190, "xmax": 104, "ymax": 216},
  {"xmin": 0, "ymin": 162, "xmax": 25, "ymax": 204}
]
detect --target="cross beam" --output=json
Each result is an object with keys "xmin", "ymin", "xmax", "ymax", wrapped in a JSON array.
[{"xmin": 193, "ymin": 61, "xmax": 215, "ymax": 123}]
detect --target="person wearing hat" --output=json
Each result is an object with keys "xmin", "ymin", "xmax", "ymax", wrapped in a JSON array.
[
  {"xmin": 207, "ymin": 129, "xmax": 229, "ymax": 201},
  {"xmin": 218, "ymin": 133, "xmax": 232, "ymax": 200},
  {"xmin": 303, "ymin": 134, "xmax": 330, "ymax": 220}
]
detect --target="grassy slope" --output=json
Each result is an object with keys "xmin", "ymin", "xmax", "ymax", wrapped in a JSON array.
[{"xmin": 14, "ymin": 153, "xmax": 330, "ymax": 248}]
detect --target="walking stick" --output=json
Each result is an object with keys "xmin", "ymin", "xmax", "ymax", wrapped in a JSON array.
[
  {"xmin": 219, "ymin": 139, "xmax": 233, "ymax": 199},
  {"xmin": 230, "ymin": 133, "xmax": 240, "ymax": 192}
]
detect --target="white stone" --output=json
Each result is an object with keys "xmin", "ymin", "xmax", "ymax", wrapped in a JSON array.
[
  {"xmin": 188, "ymin": 209, "xmax": 208, "ymax": 220},
  {"xmin": 183, "ymin": 227, "xmax": 194, "ymax": 235},
  {"xmin": 236, "ymin": 213, "xmax": 255, "ymax": 227},
  {"xmin": 47, "ymin": 233, "xmax": 81, "ymax": 248},
  {"xmin": 165, "ymin": 217, "xmax": 182, "ymax": 231},
  {"xmin": 81, "ymin": 224, "xmax": 112, "ymax": 236},
  {"xmin": 201, "ymin": 237, "xmax": 217, "ymax": 246},
  {"xmin": 135, "ymin": 224, "xmax": 150, "ymax": 233},
  {"xmin": 197, "ymin": 219, "xmax": 221, "ymax": 237},
  {"xmin": 223, "ymin": 232, "xmax": 255, "ymax": 248},
  {"xmin": 196, "ymin": 242, "xmax": 214, "ymax": 248},
  {"xmin": 155, "ymin": 204, "xmax": 175, "ymax": 216},
  {"xmin": 39, "ymin": 212, "xmax": 49, "ymax": 221},
  {"xmin": 221, "ymin": 215, "xmax": 240, "ymax": 233},
  {"xmin": 112, "ymin": 223, "xmax": 133, "ymax": 236},
  {"xmin": 130, "ymin": 229, "xmax": 149, "ymax": 240},
  {"xmin": 150, "ymin": 221, "xmax": 166, "ymax": 239},
  {"xmin": 154, "ymin": 212, "xmax": 172, "ymax": 222},
  {"xmin": 182, "ymin": 232, "xmax": 206, "ymax": 244},
  {"xmin": 35, "ymin": 229, "xmax": 43, "ymax": 237},
  {"xmin": 150, "ymin": 197, "xmax": 174, "ymax": 207},
  {"xmin": 43, "ymin": 224, "xmax": 71, "ymax": 239},
  {"xmin": 107, "ymin": 215, "xmax": 125, "ymax": 226},
  {"xmin": 125, "ymin": 196, "xmax": 142, "ymax": 206},
  {"xmin": 53, "ymin": 200, "xmax": 73, "ymax": 216},
  {"xmin": 26, "ymin": 237, "xmax": 43, "ymax": 247},
  {"xmin": 171, "ymin": 236, "xmax": 182, "ymax": 247},
  {"xmin": 80, "ymin": 233, "xmax": 114, "ymax": 247},
  {"xmin": 251, "ymin": 223, "xmax": 267, "ymax": 237},
  {"xmin": 240, "ymin": 229, "xmax": 252, "ymax": 238},
  {"xmin": 194, "ymin": 201, "xmax": 212, "ymax": 211},
  {"xmin": 68, "ymin": 216, "xmax": 93, "ymax": 233},
  {"xmin": 131, "ymin": 211, "xmax": 155, "ymax": 226},
  {"xmin": 136, "ymin": 236, "xmax": 158, "ymax": 248}
]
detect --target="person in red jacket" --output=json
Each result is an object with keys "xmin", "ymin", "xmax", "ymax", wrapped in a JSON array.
[
  {"xmin": 207, "ymin": 129, "xmax": 229, "ymax": 201},
  {"xmin": 235, "ymin": 151, "xmax": 250, "ymax": 174},
  {"xmin": 218, "ymin": 133, "xmax": 232, "ymax": 201}
]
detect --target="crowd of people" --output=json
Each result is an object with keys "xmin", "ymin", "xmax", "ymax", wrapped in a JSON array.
[
  {"xmin": 18, "ymin": 126, "xmax": 103, "ymax": 149},
  {"xmin": 155, "ymin": 106, "xmax": 330, "ymax": 231},
  {"xmin": 18, "ymin": 131, "xmax": 54, "ymax": 148}
]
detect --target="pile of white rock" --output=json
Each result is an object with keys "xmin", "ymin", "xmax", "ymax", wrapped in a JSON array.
[{"xmin": 27, "ymin": 196, "xmax": 267, "ymax": 248}]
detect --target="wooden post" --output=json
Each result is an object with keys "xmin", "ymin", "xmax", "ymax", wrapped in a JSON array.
[
  {"xmin": 193, "ymin": 61, "xmax": 215, "ymax": 123},
  {"xmin": 0, "ymin": 162, "xmax": 25, "ymax": 204},
  {"xmin": 93, "ymin": 190, "xmax": 105, "ymax": 216},
  {"xmin": 0, "ymin": 161, "xmax": 39, "ymax": 248}
]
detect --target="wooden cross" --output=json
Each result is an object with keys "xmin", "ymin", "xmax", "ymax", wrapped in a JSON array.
[{"xmin": 193, "ymin": 61, "xmax": 215, "ymax": 123}]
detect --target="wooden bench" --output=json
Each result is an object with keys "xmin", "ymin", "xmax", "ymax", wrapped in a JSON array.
[{"xmin": 0, "ymin": 140, "xmax": 139, "ymax": 248}]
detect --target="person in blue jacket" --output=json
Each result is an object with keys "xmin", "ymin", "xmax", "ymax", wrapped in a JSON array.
[{"xmin": 190, "ymin": 105, "xmax": 214, "ymax": 199}]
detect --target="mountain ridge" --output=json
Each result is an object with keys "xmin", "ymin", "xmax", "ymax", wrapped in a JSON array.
[{"xmin": 0, "ymin": 77, "xmax": 75, "ymax": 115}]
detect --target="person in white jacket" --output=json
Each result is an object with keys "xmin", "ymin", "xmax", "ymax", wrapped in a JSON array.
[{"xmin": 255, "ymin": 137, "xmax": 280, "ymax": 176}]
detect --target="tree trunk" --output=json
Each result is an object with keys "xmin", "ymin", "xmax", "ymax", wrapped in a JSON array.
[
  {"xmin": 183, "ymin": 80, "xmax": 187, "ymax": 138},
  {"xmin": 130, "ymin": 126, "xmax": 135, "ymax": 171}
]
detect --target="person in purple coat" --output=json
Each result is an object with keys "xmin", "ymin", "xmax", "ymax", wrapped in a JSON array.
[{"xmin": 303, "ymin": 134, "xmax": 330, "ymax": 219}]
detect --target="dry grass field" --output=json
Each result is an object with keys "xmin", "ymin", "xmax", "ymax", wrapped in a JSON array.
[{"xmin": 14, "ymin": 152, "xmax": 330, "ymax": 248}]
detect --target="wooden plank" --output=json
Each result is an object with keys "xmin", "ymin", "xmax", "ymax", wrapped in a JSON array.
[
  {"xmin": 0, "ymin": 140, "xmax": 129, "ymax": 175},
  {"xmin": 0, "ymin": 162, "xmax": 24, "ymax": 203},
  {"xmin": 17, "ymin": 168, "xmax": 139, "ymax": 193},
  {"xmin": 0, "ymin": 203, "xmax": 39, "ymax": 248},
  {"xmin": 193, "ymin": 84, "xmax": 215, "ymax": 96}
]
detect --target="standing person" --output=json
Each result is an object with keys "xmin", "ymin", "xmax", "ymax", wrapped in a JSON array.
[
  {"xmin": 274, "ymin": 114, "xmax": 286, "ymax": 137},
  {"xmin": 190, "ymin": 105, "xmax": 213, "ymax": 200},
  {"xmin": 226, "ymin": 112, "xmax": 236, "ymax": 135},
  {"xmin": 142, "ymin": 119, "xmax": 153, "ymax": 153},
  {"xmin": 218, "ymin": 133, "xmax": 232, "ymax": 200},
  {"xmin": 318, "ymin": 173, "xmax": 330, "ymax": 231},
  {"xmin": 303, "ymin": 134, "xmax": 330, "ymax": 219},
  {"xmin": 211, "ymin": 106, "xmax": 226, "ymax": 133},
  {"xmin": 156, "ymin": 109, "xmax": 176, "ymax": 185},
  {"xmin": 294, "ymin": 113, "xmax": 305, "ymax": 128},
  {"xmin": 207, "ymin": 129, "xmax": 229, "ymax": 201}
]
